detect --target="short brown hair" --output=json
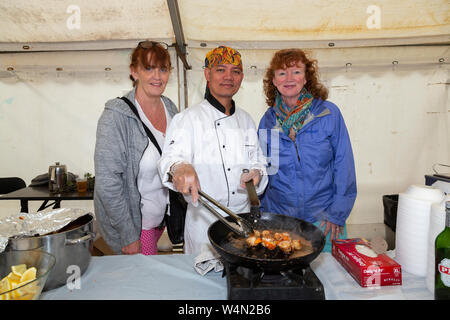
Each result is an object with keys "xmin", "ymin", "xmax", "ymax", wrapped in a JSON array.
[
  {"xmin": 129, "ymin": 42, "xmax": 172, "ymax": 87},
  {"xmin": 263, "ymin": 49, "xmax": 328, "ymax": 106}
]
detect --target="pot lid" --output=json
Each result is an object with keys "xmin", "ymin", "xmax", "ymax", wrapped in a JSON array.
[{"xmin": 0, "ymin": 208, "xmax": 92, "ymax": 252}]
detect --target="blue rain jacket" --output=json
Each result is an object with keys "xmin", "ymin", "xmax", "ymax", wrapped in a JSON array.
[{"xmin": 258, "ymin": 98, "xmax": 357, "ymax": 226}]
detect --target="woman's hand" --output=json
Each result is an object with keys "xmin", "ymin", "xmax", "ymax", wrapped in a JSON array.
[
  {"xmin": 171, "ymin": 163, "xmax": 201, "ymax": 204},
  {"xmin": 319, "ymin": 220, "xmax": 344, "ymax": 241},
  {"xmin": 121, "ymin": 240, "xmax": 141, "ymax": 255}
]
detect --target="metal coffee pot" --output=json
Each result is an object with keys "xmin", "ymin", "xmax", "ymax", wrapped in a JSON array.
[{"xmin": 49, "ymin": 162, "xmax": 67, "ymax": 193}]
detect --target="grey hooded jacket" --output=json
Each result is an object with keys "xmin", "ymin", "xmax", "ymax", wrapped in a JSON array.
[{"xmin": 94, "ymin": 88, "xmax": 178, "ymax": 254}]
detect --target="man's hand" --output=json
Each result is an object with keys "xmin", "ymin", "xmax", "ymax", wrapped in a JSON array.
[
  {"xmin": 171, "ymin": 163, "xmax": 201, "ymax": 204},
  {"xmin": 121, "ymin": 239, "xmax": 141, "ymax": 255},
  {"xmin": 240, "ymin": 169, "xmax": 262, "ymax": 189}
]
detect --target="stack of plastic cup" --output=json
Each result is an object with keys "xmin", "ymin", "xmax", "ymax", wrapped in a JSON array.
[{"xmin": 395, "ymin": 185, "xmax": 444, "ymax": 277}]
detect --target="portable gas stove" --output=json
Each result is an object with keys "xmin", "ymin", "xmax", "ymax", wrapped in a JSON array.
[{"xmin": 223, "ymin": 261, "xmax": 325, "ymax": 300}]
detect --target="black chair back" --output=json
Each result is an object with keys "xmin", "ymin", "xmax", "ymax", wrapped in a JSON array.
[{"xmin": 0, "ymin": 177, "xmax": 28, "ymax": 212}]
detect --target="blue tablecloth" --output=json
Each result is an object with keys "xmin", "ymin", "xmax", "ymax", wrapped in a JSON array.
[{"xmin": 40, "ymin": 252, "xmax": 433, "ymax": 300}]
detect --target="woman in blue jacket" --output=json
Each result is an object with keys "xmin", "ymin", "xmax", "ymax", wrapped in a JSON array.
[{"xmin": 258, "ymin": 49, "xmax": 357, "ymax": 252}]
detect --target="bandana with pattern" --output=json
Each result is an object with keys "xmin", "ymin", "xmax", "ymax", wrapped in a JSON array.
[
  {"xmin": 274, "ymin": 87, "xmax": 313, "ymax": 140},
  {"xmin": 205, "ymin": 46, "xmax": 242, "ymax": 69}
]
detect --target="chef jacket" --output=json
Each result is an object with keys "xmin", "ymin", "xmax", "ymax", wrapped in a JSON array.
[{"xmin": 158, "ymin": 96, "xmax": 268, "ymax": 255}]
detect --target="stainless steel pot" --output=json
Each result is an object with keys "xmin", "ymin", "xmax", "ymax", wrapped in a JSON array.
[{"xmin": 6, "ymin": 214, "xmax": 95, "ymax": 291}]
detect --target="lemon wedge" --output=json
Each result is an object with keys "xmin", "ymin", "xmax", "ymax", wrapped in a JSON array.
[
  {"xmin": 7, "ymin": 272, "xmax": 21, "ymax": 283},
  {"xmin": 10, "ymin": 282, "xmax": 22, "ymax": 299},
  {"xmin": 11, "ymin": 264, "xmax": 27, "ymax": 277},
  {"xmin": 0, "ymin": 292, "xmax": 11, "ymax": 300},
  {"xmin": 0, "ymin": 277, "xmax": 11, "ymax": 293},
  {"xmin": 0, "ymin": 278, "xmax": 11, "ymax": 300},
  {"xmin": 0, "ymin": 265, "xmax": 39, "ymax": 300},
  {"xmin": 17, "ymin": 281, "xmax": 39, "ymax": 296},
  {"xmin": 20, "ymin": 267, "xmax": 37, "ymax": 283}
]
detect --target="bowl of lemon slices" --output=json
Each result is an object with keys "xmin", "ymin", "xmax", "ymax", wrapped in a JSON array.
[{"xmin": 0, "ymin": 249, "xmax": 56, "ymax": 300}]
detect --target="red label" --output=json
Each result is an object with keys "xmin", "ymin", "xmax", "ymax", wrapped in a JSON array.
[{"xmin": 439, "ymin": 264, "xmax": 450, "ymax": 275}]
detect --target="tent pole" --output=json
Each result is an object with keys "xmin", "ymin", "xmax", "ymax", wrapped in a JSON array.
[
  {"xmin": 167, "ymin": 0, "xmax": 191, "ymax": 71},
  {"xmin": 176, "ymin": 54, "xmax": 189, "ymax": 111}
]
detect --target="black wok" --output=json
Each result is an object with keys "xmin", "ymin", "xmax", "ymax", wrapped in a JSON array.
[{"xmin": 208, "ymin": 211, "xmax": 325, "ymax": 272}]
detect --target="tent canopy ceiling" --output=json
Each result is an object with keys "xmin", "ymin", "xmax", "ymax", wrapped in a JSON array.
[
  {"xmin": 0, "ymin": 0, "xmax": 448, "ymax": 75},
  {"xmin": 0, "ymin": 0, "xmax": 174, "ymax": 43},
  {"xmin": 0, "ymin": 0, "xmax": 448, "ymax": 50}
]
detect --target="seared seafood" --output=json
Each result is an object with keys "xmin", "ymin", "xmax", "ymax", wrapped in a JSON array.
[
  {"xmin": 291, "ymin": 239, "xmax": 302, "ymax": 251},
  {"xmin": 262, "ymin": 237, "xmax": 277, "ymax": 250},
  {"xmin": 277, "ymin": 240, "xmax": 292, "ymax": 254},
  {"xmin": 245, "ymin": 236, "xmax": 262, "ymax": 247},
  {"xmin": 246, "ymin": 230, "xmax": 302, "ymax": 253}
]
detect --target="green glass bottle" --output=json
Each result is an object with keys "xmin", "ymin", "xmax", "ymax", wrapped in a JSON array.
[{"xmin": 435, "ymin": 201, "xmax": 450, "ymax": 300}]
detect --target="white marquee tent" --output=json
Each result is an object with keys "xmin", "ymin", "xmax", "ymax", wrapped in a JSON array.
[{"xmin": 0, "ymin": 0, "xmax": 449, "ymax": 226}]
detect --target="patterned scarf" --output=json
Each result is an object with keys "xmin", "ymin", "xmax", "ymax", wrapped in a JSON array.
[{"xmin": 274, "ymin": 87, "xmax": 313, "ymax": 141}]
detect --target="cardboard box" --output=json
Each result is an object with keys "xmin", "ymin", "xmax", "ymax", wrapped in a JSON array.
[
  {"xmin": 332, "ymin": 238, "xmax": 402, "ymax": 287},
  {"xmin": 92, "ymin": 237, "xmax": 115, "ymax": 256}
]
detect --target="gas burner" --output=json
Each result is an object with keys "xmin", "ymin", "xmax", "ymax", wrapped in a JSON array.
[
  {"xmin": 234, "ymin": 266, "xmax": 307, "ymax": 288},
  {"xmin": 223, "ymin": 262, "xmax": 325, "ymax": 300}
]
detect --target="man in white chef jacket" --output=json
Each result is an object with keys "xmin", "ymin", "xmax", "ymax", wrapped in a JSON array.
[{"xmin": 158, "ymin": 46, "xmax": 268, "ymax": 255}]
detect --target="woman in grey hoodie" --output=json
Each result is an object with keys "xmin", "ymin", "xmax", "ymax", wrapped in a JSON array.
[{"xmin": 94, "ymin": 42, "xmax": 178, "ymax": 255}]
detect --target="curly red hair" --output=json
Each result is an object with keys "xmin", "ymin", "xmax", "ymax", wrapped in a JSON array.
[{"xmin": 263, "ymin": 49, "xmax": 328, "ymax": 106}]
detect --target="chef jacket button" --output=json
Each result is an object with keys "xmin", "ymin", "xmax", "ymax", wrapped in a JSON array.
[
  {"xmin": 232, "ymin": 191, "xmax": 235, "ymax": 195},
  {"xmin": 217, "ymin": 122, "xmax": 220, "ymax": 126},
  {"xmin": 227, "ymin": 168, "xmax": 230, "ymax": 171},
  {"xmin": 222, "ymin": 145, "xmax": 225, "ymax": 148}
]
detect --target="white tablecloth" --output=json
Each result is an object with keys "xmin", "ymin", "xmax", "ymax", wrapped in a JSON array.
[
  {"xmin": 40, "ymin": 252, "xmax": 433, "ymax": 300},
  {"xmin": 311, "ymin": 252, "xmax": 433, "ymax": 300}
]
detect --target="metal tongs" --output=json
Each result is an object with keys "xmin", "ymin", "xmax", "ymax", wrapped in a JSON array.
[
  {"xmin": 168, "ymin": 168, "xmax": 260, "ymax": 238},
  {"xmin": 198, "ymin": 190, "xmax": 254, "ymax": 238},
  {"xmin": 198, "ymin": 169, "xmax": 263, "ymax": 238}
]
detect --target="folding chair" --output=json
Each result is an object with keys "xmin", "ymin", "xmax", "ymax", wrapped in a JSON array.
[{"xmin": 0, "ymin": 177, "xmax": 29, "ymax": 213}]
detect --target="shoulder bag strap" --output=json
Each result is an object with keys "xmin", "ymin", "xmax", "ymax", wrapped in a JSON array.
[
  {"xmin": 120, "ymin": 96, "xmax": 169, "ymax": 226},
  {"xmin": 119, "ymin": 96, "xmax": 162, "ymax": 155}
]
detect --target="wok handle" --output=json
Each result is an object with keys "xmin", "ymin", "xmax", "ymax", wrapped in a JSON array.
[
  {"xmin": 65, "ymin": 231, "xmax": 96, "ymax": 246},
  {"xmin": 242, "ymin": 169, "xmax": 261, "ymax": 219}
]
